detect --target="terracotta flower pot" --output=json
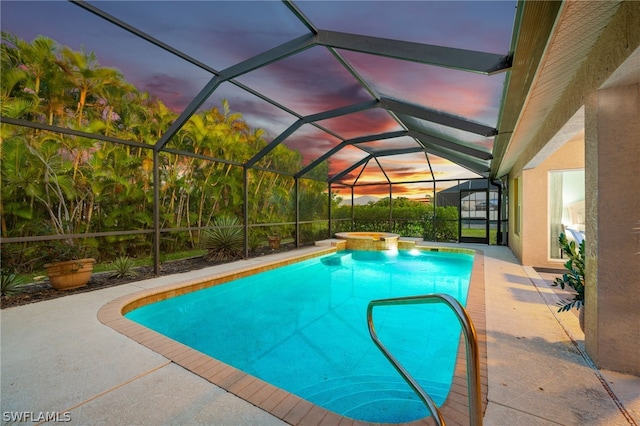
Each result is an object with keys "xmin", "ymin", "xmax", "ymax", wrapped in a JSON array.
[
  {"xmin": 268, "ymin": 236, "xmax": 281, "ymax": 250},
  {"xmin": 45, "ymin": 258, "xmax": 95, "ymax": 290}
]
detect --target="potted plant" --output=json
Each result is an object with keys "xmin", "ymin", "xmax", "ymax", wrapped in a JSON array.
[
  {"xmin": 43, "ymin": 239, "xmax": 95, "ymax": 290},
  {"xmin": 553, "ymin": 233, "xmax": 585, "ymax": 328},
  {"xmin": 267, "ymin": 234, "xmax": 281, "ymax": 250}
]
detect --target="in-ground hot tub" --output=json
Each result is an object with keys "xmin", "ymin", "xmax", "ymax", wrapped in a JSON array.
[{"xmin": 335, "ymin": 232, "xmax": 400, "ymax": 251}]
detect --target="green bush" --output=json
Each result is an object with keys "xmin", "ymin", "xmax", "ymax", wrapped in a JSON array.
[
  {"xmin": 423, "ymin": 206, "xmax": 459, "ymax": 241},
  {"xmin": 393, "ymin": 221, "xmax": 424, "ymax": 237},
  {"xmin": 332, "ymin": 204, "xmax": 459, "ymax": 241}
]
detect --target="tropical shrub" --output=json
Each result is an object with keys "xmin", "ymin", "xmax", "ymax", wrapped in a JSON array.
[
  {"xmin": 332, "ymin": 201, "xmax": 459, "ymax": 241},
  {"xmin": 423, "ymin": 206, "xmax": 459, "ymax": 241},
  {"xmin": 393, "ymin": 221, "xmax": 424, "ymax": 238},
  {"xmin": 553, "ymin": 233, "xmax": 585, "ymax": 312},
  {"xmin": 247, "ymin": 228, "xmax": 265, "ymax": 253},
  {"xmin": 1, "ymin": 32, "xmax": 328, "ymax": 268},
  {"xmin": 40, "ymin": 239, "xmax": 97, "ymax": 264}
]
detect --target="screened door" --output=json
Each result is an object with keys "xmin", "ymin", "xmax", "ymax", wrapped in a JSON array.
[{"xmin": 459, "ymin": 189, "xmax": 491, "ymax": 243}]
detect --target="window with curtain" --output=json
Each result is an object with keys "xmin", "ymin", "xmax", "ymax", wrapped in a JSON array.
[{"xmin": 549, "ymin": 169, "xmax": 585, "ymax": 259}]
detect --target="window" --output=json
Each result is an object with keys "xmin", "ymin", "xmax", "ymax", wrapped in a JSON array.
[{"xmin": 549, "ymin": 169, "xmax": 585, "ymax": 259}]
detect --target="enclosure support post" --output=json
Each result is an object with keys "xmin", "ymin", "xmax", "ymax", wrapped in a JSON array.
[
  {"xmin": 389, "ymin": 184, "xmax": 393, "ymax": 232},
  {"xmin": 327, "ymin": 182, "xmax": 332, "ymax": 238},
  {"xmin": 153, "ymin": 150, "xmax": 160, "ymax": 275},
  {"xmin": 351, "ymin": 186, "xmax": 355, "ymax": 231},
  {"xmin": 243, "ymin": 166, "xmax": 249, "ymax": 259},
  {"xmin": 485, "ymin": 177, "xmax": 491, "ymax": 244},
  {"xmin": 295, "ymin": 177, "xmax": 300, "ymax": 248},
  {"xmin": 432, "ymin": 181, "xmax": 437, "ymax": 241},
  {"xmin": 494, "ymin": 179, "xmax": 503, "ymax": 245}
]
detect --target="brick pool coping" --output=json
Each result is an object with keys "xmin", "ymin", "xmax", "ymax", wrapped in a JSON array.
[{"xmin": 97, "ymin": 247, "xmax": 487, "ymax": 426}]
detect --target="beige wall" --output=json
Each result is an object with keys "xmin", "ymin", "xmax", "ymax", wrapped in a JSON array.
[
  {"xmin": 507, "ymin": 173, "xmax": 523, "ymax": 263},
  {"xmin": 506, "ymin": 2, "xmax": 640, "ymax": 374},
  {"xmin": 515, "ymin": 136, "xmax": 585, "ymax": 268},
  {"xmin": 584, "ymin": 81, "xmax": 640, "ymax": 374},
  {"xmin": 508, "ymin": 136, "xmax": 585, "ymax": 268}
]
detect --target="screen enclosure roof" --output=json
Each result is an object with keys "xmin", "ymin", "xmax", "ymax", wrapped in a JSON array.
[{"xmin": 2, "ymin": 0, "xmax": 560, "ymax": 196}]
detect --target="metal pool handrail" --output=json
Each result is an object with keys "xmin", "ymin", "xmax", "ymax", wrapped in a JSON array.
[{"xmin": 367, "ymin": 293, "xmax": 482, "ymax": 426}]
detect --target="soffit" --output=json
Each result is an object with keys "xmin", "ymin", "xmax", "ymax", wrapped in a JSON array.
[{"xmin": 494, "ymin": 0, "xmax": 623, "ymax": 177}]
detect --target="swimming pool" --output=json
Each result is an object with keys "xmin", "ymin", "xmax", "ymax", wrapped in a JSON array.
[{"xmin": 125, "ymin": 249, "xmax": 474, "ymax": 423}]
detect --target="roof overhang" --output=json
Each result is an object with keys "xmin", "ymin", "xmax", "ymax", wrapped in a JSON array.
[{"xmin": 492, "ymin": 0, "xmax": 635, "ymax": 179}]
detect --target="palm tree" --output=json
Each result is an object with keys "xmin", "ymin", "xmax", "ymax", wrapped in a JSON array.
[
  {"xmin": 1, "ymin": 33, "xmax": 73, "ymax": 125},
  {"xmin": 0, "ymin": 67, "xmax": 33, "ymax": 119},
  {"xmin": 1, "ymin": 33, "xmax": 56, "ymax": 96},
  {"xmin": 1, "ymin": 32, "xmax": 336, "ymax": 264},
  {"xmin": 100, "ymin": 80, "xmax": 136, "ymax": 137},
  {"xmin": 58, "ymin": 46, "xmax": 124, "ymax": 127}
]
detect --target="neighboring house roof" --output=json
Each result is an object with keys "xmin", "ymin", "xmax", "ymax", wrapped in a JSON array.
[{"xmin": 438, "ymin": 180, "xmax": 497, "ymax": 194}]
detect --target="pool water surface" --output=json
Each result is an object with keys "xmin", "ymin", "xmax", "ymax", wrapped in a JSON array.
[{"xmin": 125, "ymin": 249, "xmax": 474, "ymax": 423}]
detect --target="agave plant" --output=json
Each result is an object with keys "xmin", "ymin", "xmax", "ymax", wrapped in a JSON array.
[
  {"xmin": 203, "ymin": 216, "xmax": 244, "ymax": 262},
  {"xmin": 553, "ymin": 233, "xmax": 585, "ymax": 312},
  {"xmin": 1, "ymin": 271, "xmax": 27, "ymax": 297},
  {"xmin": 111, "ymin": 256, "xmax": 138, "ymax": 279}
]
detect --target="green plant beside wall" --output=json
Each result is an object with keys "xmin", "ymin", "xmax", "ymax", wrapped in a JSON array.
[
  {"xmin": 1, "ymin": 271, "xmax": 27, "ymax": 297},
  {"xmin": 41, "ymin": 239, "xmax": 97, "ymax": 264},
  {"xmin": 553, "ymin": 233, "xmax": 585, "ymax": 312}
]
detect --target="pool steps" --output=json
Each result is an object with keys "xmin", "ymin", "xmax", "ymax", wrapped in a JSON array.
[
  {"xmin": 296, "ymin": 375, "xmax": 449, "ymax": 423},
  {"xmin": 367, "ymin": 294, "xmax": 482, "ymax": 426}
]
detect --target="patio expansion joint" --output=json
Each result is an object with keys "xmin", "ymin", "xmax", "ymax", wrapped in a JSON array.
[
  {"xmin": 486, "ymin": 399, "xmax": 566, "ymax": 425},
  {"xmin": 524, "ymin": 266, "xmax": 638, "ymax": 425},
  {"xmin": 46, "ymin": 361, "xmax": 172, "ymax": 424}
]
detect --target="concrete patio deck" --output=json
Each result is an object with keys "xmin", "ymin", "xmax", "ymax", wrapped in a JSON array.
[{"xmin": 1, "ymin": 244, "xmax": 638, "ymax": 425}]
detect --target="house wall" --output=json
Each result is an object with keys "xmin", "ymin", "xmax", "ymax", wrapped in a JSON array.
[
  {"xmin": 507, "ymin": 174, "xmax": 523, "ymax": 263},
  {"xmin": 506, "ymin": 2, "xmax": 640, "ymax": 374},
  {"xmin": 584, "ymin": 80, "xmax": 640, "ymax": 374},
  {"xmin": 518, "ymin": 137, "xmax": 584, "ymax": 268}
]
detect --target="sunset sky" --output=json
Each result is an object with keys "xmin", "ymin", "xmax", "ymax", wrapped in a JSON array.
[{"xmin": 1, "ymin": 0, "xmax": 517, "ymax": 199}]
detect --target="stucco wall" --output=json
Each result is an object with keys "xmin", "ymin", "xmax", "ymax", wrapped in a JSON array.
[
  {"xmin": 506, "ymin": 2, "xmax": 640, "ymax": 374},
  {"xmin": 520, "ymin": 136, "xmax": 584, "ymax": 268},
  {"xmin": 584, "ymin": 81, "xmax": 640, "ymax": 374},
  {"xmin": 507, "ymin": 173, "xmax": 523, "ymax": 264}
]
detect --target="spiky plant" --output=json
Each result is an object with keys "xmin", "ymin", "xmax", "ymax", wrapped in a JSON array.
[
  {"xmin": 203, "ymin": 216, "xmax": 244, "ymax": 262},
  {"xmin": 111, "ymin": 256, "xmax": 138, "ymax": 279},
  {"xmin": 248, "ymin": 228, "xmax": 266, "ymax": 253},
  {"xmin": 1, "ymin": 271, "xmax": 26, "ymax": 297},
  {"xmin": 553, "ymin": 233, "xmax": 585, "ymax": 312}
]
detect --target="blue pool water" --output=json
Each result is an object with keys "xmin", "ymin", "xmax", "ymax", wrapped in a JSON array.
[{"xmin": 126, "ymin": 249, "xmax": 474, "ymax": 423}]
